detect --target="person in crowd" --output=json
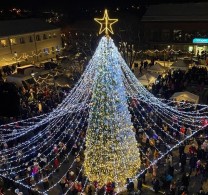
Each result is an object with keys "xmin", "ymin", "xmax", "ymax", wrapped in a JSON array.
[
  {"xmin": 179, "ymin": 143, "xmax": 185, "ymax": 160},
  {"xmin": 189, "ymin": 154, "xmax": 197, "ymax": 175},
  {"xmin": 189, "ymin": 144, "xmax": 197, "ymax": 156},
  {"xmin": 169, "ymin": 181, "xmax": 176, "ymax": 195},
  {"xmin": 126, "ymin": 178, "xmax": 134, "ymax": 193},
  {"xmin": 152, "ymin": 178, "xmax": 160, "ymax": 193},
  {"xmin": 180, "ymin": 152, "xmax": 187, "ymax": 173},
  {"xmin": 181, "ymin": 173, "xmax": 190, "ymax": 190},
  {"xmin": 137, "ymin": 177, "xmax": 143, "ymax": 193}
]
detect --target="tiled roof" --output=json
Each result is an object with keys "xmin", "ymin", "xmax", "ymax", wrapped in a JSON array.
[
  {"xmin": 0, "ymin": 18, "xmax": 59, "ymax": 37},
  {"xmin": 142, "ymin": 3, "xmax": 208, "ymax": 22}
]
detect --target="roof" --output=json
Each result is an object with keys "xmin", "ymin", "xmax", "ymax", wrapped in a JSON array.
[
  {"xmin": 138, "ymin": 72, "xmax": 159, "ymax": 86},
  {"xmin": 171, "ymin": 60, "xmax": 189, "ymax": 70},
  {"xmin": 142, "ymin": 3, "xmax": 208, "ymax": 22},
  {"xmin": 147, "ymin": 62, "xmax": 168, "ymax": 73},
  {"xmin": 0, "ymin": 18, "xmax": 59, "ymax": 37},
  {"xmin": 170, "ymin": 91, "xmax": 199, "ymax": 104}
]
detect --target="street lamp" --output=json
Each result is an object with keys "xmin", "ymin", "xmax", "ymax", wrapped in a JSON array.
[
  {"xmin": 14, "ymin": 51, "xmax": 18, "ymax": 64},
  {"xmin": 51, "ymin": 71, "xmax": 60, "ymax": 102},
  {"xmin": 163, "ymin": 50, "xmax": 166, "ymax": 67}
]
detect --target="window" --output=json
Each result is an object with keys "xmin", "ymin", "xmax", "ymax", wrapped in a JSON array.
[
  {"xmin": 152, "ymin": 31, "xmax": 159, "ymax": 42},
  {"xmin": 53, "ymin": 33, "xmax": 57, "ymax": 38},
  {"xmin": 36, "ymin": 35, "xmax": 41, "ymax": 41},
  {"xmin": 19, "ymin": 37, "xmax": 25, "ymax": 44},
  {"xmin": 48, "ymin": 34, "xmax": 51, "ymax": 39},
  {"xmin": 43, "ymin": 34, "xmax": 47, "ymax": 40},
  {"xmin": 56, "ymin": 45, "xmax": 60, "ymax": 52},
  {"xmin": 161, "ymin": 30, "xmax": 170, "ymax": 42},
  {"xmin": 10, "ymin": 38, "xmax": 17, "ymax": 45},
  {"xmin": 173, "ymin": 30, "xmax": 182, "ymax": 42},
  {"xmin": 189, "ymin": 46, "xmax": 193, "ymax": 52},
  {"xmin": 43, "ymin": 48, "xmax": 49, "ymax": 55},
  {"xmin": 0, "ymin": 40, "xmax": 7, "ymax": 47},
  {"xmin": 51, "ymin": 47, "xmax": 55, "ymax": 54},
  {"xmin": 29, "ymin": 36, "xmax": 33, "ymax": 42}
]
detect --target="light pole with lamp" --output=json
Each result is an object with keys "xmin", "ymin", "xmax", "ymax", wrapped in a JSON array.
[
  {"xmin": 51, "ymin": 71, "xmax": 60, "ymax": 102},
  {"xmin": 14, "ymin": 51, "xmax": 18, "ymax": 64},
  {"xmin": 167, "ymin": 45, "xmax": 171, "ymax": 67},
  {"xmin": 163, "ymin": 50, "xmax": 166, "ymax": 67}
]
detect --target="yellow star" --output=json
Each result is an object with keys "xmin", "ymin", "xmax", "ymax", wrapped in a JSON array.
[{"xmin": 94, "ymin": 9, "xmax": 118, "ymax": 35}]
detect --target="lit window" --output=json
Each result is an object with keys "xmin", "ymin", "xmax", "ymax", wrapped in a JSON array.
[
  {"xmin": 10, "ymin": 38, "xmax": 16, "ymax": 45},
  {"xmin": 48, "ymin": 34, "xmax": 51, "ymax": 39},
  {"xmin": 0, "ymin": 40, "xmax": 7, "ymax": 47},
  {"xmin": 43, "ymin": 48, "xmax": 49, "ymax": 55},
  {"xmin": 189, "ymin": 46, "xmax": 193, "ymax": 52},
  {"xmin": 51, "ymin": 47, "xmax": 55, "ymax": 54},
  {"xmin": 173, "ymin": 30, "xmax": 182, "ymax": 41}
]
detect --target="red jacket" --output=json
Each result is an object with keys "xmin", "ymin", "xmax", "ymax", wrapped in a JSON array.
[{"xmin": 54, "ymin": 158, "xmax": 59, "ymax": 168}]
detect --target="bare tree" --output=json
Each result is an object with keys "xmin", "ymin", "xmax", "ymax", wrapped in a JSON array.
[
  {"xmin": 116, "ymin": 17, "xmax": 141, "ymax": 69},
  {"xmin": 67, "ymin": 32, "xmax": 98, "ymax": 59},
  {"xmin": 62, "ymin": 17, "xmax": 142, "ymax": 71}
]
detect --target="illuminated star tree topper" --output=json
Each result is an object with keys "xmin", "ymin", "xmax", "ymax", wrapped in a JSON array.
[{"xmin": 94, "ymin": 9, "xmax": 118, "ymax": 35}]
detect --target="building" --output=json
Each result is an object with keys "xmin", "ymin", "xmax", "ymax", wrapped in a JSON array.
[
  {"xmin": 0, "ymin": 18, "xmax": 62, "ymax": 67},
  {"xmin": 141, "ymin": 2, "xmax": 208, "ymax": 55}
]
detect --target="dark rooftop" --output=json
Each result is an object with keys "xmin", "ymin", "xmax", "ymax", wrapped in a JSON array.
[
  {"xmin": 0, "ymin": 18, "xmax": 59, "ymax": 37},
  {"xmin": 142, "ymin": 2, "xmax": 208, "ymax": 22}
]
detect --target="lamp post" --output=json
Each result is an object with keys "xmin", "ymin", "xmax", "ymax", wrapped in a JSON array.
[
  {"xmin": 14, "ymin": 51, "xmax": 18, "ymax": 64},
  {"xmin": 163, "ymin": 50, "xmax": 166, "ymax": 67},
  {"xmin": 52, "ymin": 71, "xmax": 60, "ymax": 102}
]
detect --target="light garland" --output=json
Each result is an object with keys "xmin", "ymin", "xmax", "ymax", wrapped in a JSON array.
[
  {"xmin": 0, "ymin": 34, "xmax": 207, "ymax": 195},
  {"xmin": 83, "ymin": 37, "xmax": 140, "ymax": 186},
  {"xmin": 0, "ymin": 48, "xmax": 65, "ymax": 63},
  {"xmin": 0, "ymin": 111, "xmax": 80, "ymax": 168}
]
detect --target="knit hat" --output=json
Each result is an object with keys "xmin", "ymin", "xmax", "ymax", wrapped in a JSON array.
[
  {"xmin": 15, "ymin": 188, "xmax": 19, "ymax": 194},
  {"xmin": 69, "ymin": 171, "xmax": 74, "ymax": 176}
]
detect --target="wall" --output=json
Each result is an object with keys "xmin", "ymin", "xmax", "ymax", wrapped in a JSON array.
[
  {"xmin": 141, "ymin": 21, "xmax": 208, "ymax": 51},
  {"xmin": 0, "ymin": 28, "xmax": 62, "ymax": 67}
]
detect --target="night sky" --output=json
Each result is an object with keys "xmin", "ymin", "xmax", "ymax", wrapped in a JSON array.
[
  {"xmin": 0, "ymin": 0, "xmax": 207, "ymax": 10},
  {"xmin": 0, "ymin": 0, "xmax": 207, "ymax": 23}
]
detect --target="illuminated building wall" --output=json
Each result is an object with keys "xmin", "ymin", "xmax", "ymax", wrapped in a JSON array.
[
  {"xmin": 0, "ymin": 18, "xmax": 62, "ymax": 67},
  {"xmin": 141, "ymin": 3, "xmax": 208, "ymax": 54}
]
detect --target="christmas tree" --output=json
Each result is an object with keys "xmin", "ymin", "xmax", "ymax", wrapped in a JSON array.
[
  {"xmin": 84, "ymin": 10, "xmax": 140, "ymax": 186},
  {"xmin": 0, "ymin": 10, "xmax": 208, "ymax": 195}
]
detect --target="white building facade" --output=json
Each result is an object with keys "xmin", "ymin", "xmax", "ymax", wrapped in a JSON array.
[{"xmin": 0, "ymin": 18, "xmax": 62, "ymax": 67}]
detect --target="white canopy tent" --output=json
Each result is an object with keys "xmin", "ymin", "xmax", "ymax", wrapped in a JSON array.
[
  {"xmin": 138, "ymin": 72, "xmax": 159, "ymax": 86},
  {"xmin": 147, "ymin": 62, "xmax": 168, "ymax": 74},
  {"xmin": 170, "ymin": 60, "xmax": 189, "ymax": 71},
  {"xmin": 170, "ymin": 91, "xmax": 199, "ymax": 104}
]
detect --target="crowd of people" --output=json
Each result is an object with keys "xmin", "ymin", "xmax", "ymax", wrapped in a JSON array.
[
  {"xmin": 0, "ymin": 59, "xmax": 208, "ymax": 195},
  {"xmin": 126, "ymin": 95, "xmax": 208, "ymax": 195},
  {"xmin": 0, "ymin": 65, "xmax": 16, "ymax": 77},
  {"xmin": 0, "ymin": 110, "xmax": 88, "ymax": 195},
  {"xmin": 1, "ymin": 96, "xmax": 207, "ymax": 195},
  {"xmin": 150, "ymin": 66, "xmax": 208, "ymax": 101},
  {"xmin": 0, "ymin": 72, "xmax": 71, "ymax": 125}
]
